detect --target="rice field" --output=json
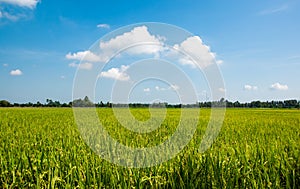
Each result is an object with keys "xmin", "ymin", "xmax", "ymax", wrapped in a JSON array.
[{"xmin": 0, "ymin": 108, "xmax": 299, "ymax": 188}]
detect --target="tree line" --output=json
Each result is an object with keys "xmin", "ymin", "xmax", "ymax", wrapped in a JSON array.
[{"xmin": 0, "ymin": 96, "xmax": 299, "ymax": 109}]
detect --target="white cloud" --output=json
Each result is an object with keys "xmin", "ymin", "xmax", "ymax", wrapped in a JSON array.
[
  {"xmin": 99, "ymin": 65, "xmax": 129, "ymax": 81},
  {"xmin": 66, "ymin": 50, "xmax": 101, "ymax": 62},
  {"xmin": 173, "ymin": 36, "xmax": 222, "ymax": 69},
  {"xmin": 0, "ymin": 0, "xmax": 39, "ymax": 9},
  {"xmin": 270, "ymin": 82, "xmax": 288, "ymax": 91},
  {"xmin": 259, "ymin": 5, "xmax": 288, "ymax": 15},
  {"xmin": 79, "ymin": 63, "xmax": 93, "ymax": 70},
  {"xmin": 218, "ymin": 87, "xmax": 226, "ymax": 93},
  {"xmin": 178, "ymin": 58, "xmax": 195, "ymax": 66},
  {"xmin": 98, "ymin": 26, "xmax": 164, "ymax": 61},
  {"xmin": 155, "ymin": 84, "xmax": 179, "ymax": 91},
  {"xmin": 68, "ymin": 62, "xmax": 77, "ymax": 68},
  {"xmin": 66, "ymin": 26, "xmax": 223, "ymax": 71},
  {"xmin": 60, "ymin": 76, "xmax": 65, "ymax": 79},
  {"xmin": 10, "ymin": 69, "xmax": 22, "ymax": 76},
  {"xmin": 155, "ymin": 86, "xmax": 166, "ymax": 91},
  {"xmin": 143, "ymin": 88, "xmax": 150, "ymax": 92},
  {"xmin": 66, "ymin": 26, "xmax": 163, "ymax": 64},
  {"xmin": 3, "ymin": 63, "xmax": 8, "ymax": 67},
  {"xmin": 216, "ymin": 60, "xmax": 223, "ymax": 64},
  {"xmin": 97, "ymin": 24, "xmax": 110, "ymax": 29},
  {"xmin": 69, "ymin": 62, "xmax": 93, "ymax": 70},
  {"xmin": 244, "ymin": 84, "xmax": 258, "ymax": 91},
  {"xmin": 0, "ymin": 11, "xmax": 21, "ymax": 21},
  {"xmin": 170, "ymin": 84, "xmax": 179, "ymax": 91}
]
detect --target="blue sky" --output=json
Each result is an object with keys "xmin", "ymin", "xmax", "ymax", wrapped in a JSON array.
[{"xmin": 0, "ymin": 0, "xmax": 299, "ymax": 103}]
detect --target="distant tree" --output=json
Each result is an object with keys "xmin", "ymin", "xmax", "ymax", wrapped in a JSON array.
[
  {"xmin": 83, "ymin": 96, "xmax": 94, "ymax": 107},
  {"xmin": 33, "ymin": 101, "xmax": 43, "ymax": 107},
  {"xmin": 0, "ymin": 100, "xmax": 11, "ymax": 107},
  {"xmin": 61, "ymin": 103, "xmax": 70, "ymax": 107},
  {"xmin": 106, "ymin": 101, "xmax": 112, "ymax": 108},
  {"xmin": 72, "ymin": 96, "xmax": 94, "ymax": 107},
  {"xmin": 13, "ymin": 103, "xmax": 20, "ymax": 107},
  {"xmin": 254, "ymin": 101, "xmax": 261, "ymax": 108},
  {"xmin": 284, "ymin": 100, "xmax": 297, "ymax": 108},
  {"xmin": 54, "ymin": 101, "xmax": 61, "ymax": 107},
  {"xmin": 99, "ymin": 101, "xmax": 104, "ymax": 107},
  {"xmin": 46, "ymin": 99, "xmax": 54, "ymax": 107},
  {"xmin": 233, "ymin": 101, "xmax": 240, "ymax": 108}
]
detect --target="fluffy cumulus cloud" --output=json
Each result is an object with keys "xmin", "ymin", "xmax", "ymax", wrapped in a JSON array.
[
  {"xmin": 173, "ymin": 36, "xmax": 222, "ymax": 69},
  {"xmin": 68, "ymin": 62, "xmax": 93, "ymax": 70},
  {"xmin": 97, "ymin": 23, "xmax": 110, "ymax": 29},
  {"xmin": 66, "ymin": 50, "xmax": 101, "ymax": 62},
  {"xmin": 270, "ymin": 82, "xmax": 288, "ymax": 91},
  {"xmin": 10, "ymin": 69, "xmax": 22, "ymax": 76},
  {"xmin": 66, "ymin": 26, "xmax": 222, "ymax": 71},
  {"xmin": 67, "ymin": 26, "xmax": 164, "ymax": 65},
  {"xmin": 66, "ymin": 26, "xmax": 160, "ymax": 64},
  {"xmin": 244, "ymin": 84, "xmax": 258, "ymax": 91},
  {"xmin": 99, "ymin": 26, "xmax": 164, "ymax": 60},
  {"xmin": 0, "ymin": 0, "xmax": 39, "ymax": 9},
  {"xmin": 99, "ymin": 65, "xmax": 129, "ymax": 81}
]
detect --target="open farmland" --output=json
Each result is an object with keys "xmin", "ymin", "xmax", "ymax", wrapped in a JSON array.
[{"xmin": 0, "ymin": 108, "xmax": 299, "ymax": 188}]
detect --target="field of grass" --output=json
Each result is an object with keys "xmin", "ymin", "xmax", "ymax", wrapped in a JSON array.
[{"xmin": 0, "ymin": 108, "xmax": 299, "ymax": 188}]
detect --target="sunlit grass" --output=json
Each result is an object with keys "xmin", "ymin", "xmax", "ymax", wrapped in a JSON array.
[{"xmin": 0, "ymin": 108, "xmax": 299, "ymax": 188}]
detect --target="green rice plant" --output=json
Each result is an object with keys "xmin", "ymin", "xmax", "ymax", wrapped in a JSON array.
[{"xmin": 0, "ymin": 108, "xmax": 299, "ymax": 188}]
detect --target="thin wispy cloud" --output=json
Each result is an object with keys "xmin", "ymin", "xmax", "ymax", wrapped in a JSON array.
[
  {"xmin": 270, "ymin": 82, "xmax": 288, "ymax": 91},
  {"xmin": 97, "ymin": 23, "xmax": 110, "ymax": 29},
  {"xmin": 258, "ymin": 5, "xmax": 289, "ymax": 15},
  {"xmin": 218, "ymin": 87, "xmax": 226, "ymax": 93},
  {"xmin": 66, "ymin": 50, "xmax": 101, "ymax": 62},
  {"xmin": 155, "ymin": 86, "xmax": 167, "ymax": 91},
  {"xmin": 244, "ymin": 84, "xmax": 258, "ymax": 91},
  {"xmin": 68, "ymin": 62, "xmax": 93, "ymax": 70},
  {"xmin": 155, "ymin": 84, "xmax": 180, "ymax": 91},
  {"xmin": 59, "ymin": 16, "xmax": 77, "ymax": 28},
  {"xmin": 287, "ymin": 55, "xmax": 300, "ymax": 60},
  {"xmin": 0, "ymin": 11, "xmax": 20, "ymax": 21},
  {"xmin": 0, "ymin": 0, "xmax": 40, "ymax": 9},
  {"xmin": 0, "ymin": 0, "xmax": 40, "ymax": 22}
]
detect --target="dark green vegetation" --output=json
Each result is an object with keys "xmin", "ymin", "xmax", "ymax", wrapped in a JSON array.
[
  {"xmin": 1, "ymin": 97, "xmax": 299, "ymax": 108},
  {"xmin": 0, "ymin": 108, "xmax": 299, "ymax": 188}
]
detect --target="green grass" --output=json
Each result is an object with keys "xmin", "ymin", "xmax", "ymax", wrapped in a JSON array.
[{"xmin": 0, "ymin": 108, "xmax": 299, "ymax": 188}]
